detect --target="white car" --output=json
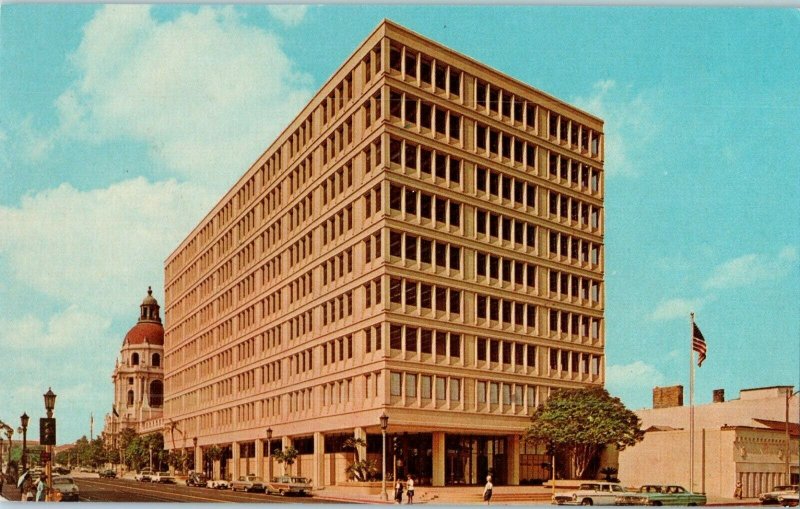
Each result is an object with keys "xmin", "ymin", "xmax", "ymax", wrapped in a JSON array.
[
  {"xmin": 52, "ymin": 476, "xmax": 80, "ymax": 501},
  {"xmin": 207, "ymin": 479, "xmax": 230, "ymax": 490},
  {"xmin": 554, "ymin": 481, "xmax": 631, "ymax": 506},
  {"xmin": 134, "ymin": 470, "xmax": 154, "ymax": 482},
  {"xmin": 151, "ymin": 472, "xmax": 176, "ymax": 484},
  {"xmin": 761, "ymin": 485, "xmax": 799, "ymax": 505}
]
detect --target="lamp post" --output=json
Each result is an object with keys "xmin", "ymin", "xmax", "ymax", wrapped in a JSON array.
[
  {"xmin": 20, "ymin": 412, "xmax": 29, "ymax": 472},
  {"xmin": 266, "ymin": 428, "xmax": 273, "ymax": 482},
  {"xmin": 380, "ymin": 413, "xmax": 389, "ymax": 501},
  {"xmin": 4, "ymin": 425, "xmax": 13, "ymax": 466},
  {"xmin": 43, "ymin": 388, "xmax": 57, "ymax": 500},
  {"xmin": 785, "ymin": 388, "xmax": 799, "ymax": 484}
]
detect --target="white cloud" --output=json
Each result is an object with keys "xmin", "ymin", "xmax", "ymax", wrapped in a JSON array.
[
  {"xmin": 607, "ymin": 361, "xmax": 665, "ymax": 391},
  {"xmin": 703, "ymin": 246, "xmax": 798, "ymax": 290},
  {"xmin": 0, "ymin": 306, "xmax": 110, "ymax": 350},
  {"xmin": 572, "ymin": 80, "xmax": 658, "ymax": 177},
  {"xmin": 267, "ymin": 5, "xmax": 309, "ymax": 27},
  {"xmin": 649, "ymin": 297, "xmax": 707, "ymax": 321},
  {"xmin": 53, "ymin": 5, "xmax": 313, "ymax": 190},
  {"xmin": 0, "ymin": 177, "xmax": 215, "ymax": 317}
]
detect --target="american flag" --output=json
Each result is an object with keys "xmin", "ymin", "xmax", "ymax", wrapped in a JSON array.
[{"xmin": 693, "ymin": 323, "xmax": 707, "ymax": 367}]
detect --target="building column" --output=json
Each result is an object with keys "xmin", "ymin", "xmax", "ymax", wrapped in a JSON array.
[
  {"xmin": 255, "ymin": 439, "xmax": 264, "ymax": 479},
  {"xmin": 313, "ymin": 432, "xmax": 325, "ymax": 489},
  {"xmin": 354, "ymin": 427, "xmax": 367, "ymax": 461},
  {"xmin": 232, "ymin": 441, "xmax": 240, "ymax": 480},
  {"xmin": 432, "ymin": 431, "xmax": 446, "ymax": 487},
  {"xmin": 507, "ymin": 435, "xmax": 520, "ymax": 486},
  {"xmin": 213, "ymin": 454, "xmax": 221, "ymax": 481},
  {"xmin": 194, "ymin": 445, "xmax": 202, "ymax": 475},
  {"xmin": 282, "ymin": 436, "xmax": 293, "ymax": 476}
]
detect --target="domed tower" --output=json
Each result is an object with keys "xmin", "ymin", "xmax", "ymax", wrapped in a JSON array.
[{"xmin": 110, "ymin": 287, "xmax": 165, "ymax": 432}]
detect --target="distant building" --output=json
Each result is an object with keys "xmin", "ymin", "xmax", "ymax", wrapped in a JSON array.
[
  {"xmin": 102, "ymin": 288, "xmax": 166, "ymax": 450},
  {"xmin": 610, "ymin": 385, "xmax": 799, "ymax": 499},
  {"xmin": 163, "ymin": 19, "xmax": 605, "ymax": 486}
]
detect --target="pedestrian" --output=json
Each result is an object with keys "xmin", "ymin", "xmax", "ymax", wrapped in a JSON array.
[
  {"xmin": 21, "ymin": 478, "xmax": 34, "ymax": 502},
  {"xmin": 734, "ymin": 480, "xmax": 743, "ymax": 500},
  {"xmin": 483, "ymin": 475, "xmax": 493, "ymax": 505},
  {"xmin": 406, "ymin": 475, "xmax": 414, "ymax": 504},
  {"xmin": 394, "ymin": 478, "xmax": 404, "ymax": 504},
  {"xmin": 35, "ymin": 474, "xmax": 47, "ymax": 502}
]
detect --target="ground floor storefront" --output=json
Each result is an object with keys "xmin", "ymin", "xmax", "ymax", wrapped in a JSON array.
[{"xmin": 192, "ymin": 429, "xmax": 551, "ymax": 487}]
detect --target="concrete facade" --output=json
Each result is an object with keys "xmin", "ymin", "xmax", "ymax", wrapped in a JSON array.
[
  {"xmin": 162, "ymin": 20, "xmax": 605, "ymax": 486},
  {"xmin": 613, "ymin": 386, "xmax": 799, "ymax": 499}
]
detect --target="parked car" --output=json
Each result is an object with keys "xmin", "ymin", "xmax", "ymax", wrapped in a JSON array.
[
  {"xmin": 53, "ymin": 466, "xmax": 71, "ymax": 475},
  {"xmin": 151, "ymin": 472, "xmax": 176, "ymax": 484},
  {"xmin": 265, "ymin": 476, "xmax": 312, "ymax": 496},
  {"xmin": 52, "ymin": 476, "xmax": 80, "ymax": 501},
  {"xmin": 207, "ymin": 478, "xmax": 230, "ymax": 490},
  {"xmin": 761, "ymin": 486, "xmax": 799, "ymax": 505},
  {"xmin": 98, "ymin": 469, "xmax": 117, "ymax": 479},
  {"xmin": 554, "ymin": 481, "xmax": 631, "ymax": 506},
  {"xmin": 134, "ymin": 469, "xmax": 154, "ymax": 482},
  {"xmin": 231, "ymin": 474, "xmax": 266, "ymax": 492},
  {"xmin": 779, "ymin": 493, "xmax": 799, "ymax": 507},
  {"xmin": 615, "ymin": 485, "xmax": 707, "ymax": 506},
  {"xmin": 186, "ymin": 472, "xmax": 208, "ymax": 487}
]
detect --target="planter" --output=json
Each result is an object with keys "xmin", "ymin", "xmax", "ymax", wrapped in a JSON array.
[{"xmin": 335, "ymin": 481, "xmax": 384, "ymax": 495}]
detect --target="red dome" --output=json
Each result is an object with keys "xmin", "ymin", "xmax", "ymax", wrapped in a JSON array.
[{"xmin": 124, "ymin": 321, "xmax": 164, "ymax": 346}]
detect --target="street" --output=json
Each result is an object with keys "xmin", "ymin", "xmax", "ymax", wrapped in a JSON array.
[{"xmin": 1, "ymin": 477, "xmax": 344, "ymax": 503}]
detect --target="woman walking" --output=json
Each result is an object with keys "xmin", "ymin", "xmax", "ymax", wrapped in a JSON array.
[
  {"xmin": 483, "ymin": 475, "xmax": 493, "ymax": 505},
  {"xmin": 405, "ymin": 475, "xmax": 415, "ymax": 504},
  {"xmin": 394, "ymin": 478, "xmax": 404, "ymax": 504}
]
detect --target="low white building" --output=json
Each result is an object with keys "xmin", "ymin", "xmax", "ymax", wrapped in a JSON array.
[{"xmin": 609, "ymin": 385, "xmax": 798, "ymax": 499}]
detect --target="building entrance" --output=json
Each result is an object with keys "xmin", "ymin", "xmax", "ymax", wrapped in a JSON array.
[
  {"xmin": 445, "ymin": 435, "xmax": 507, "ymax": 485},
  {"xmin": 393, "ymin": 433, "xmax": 433, "ymax": 485}
]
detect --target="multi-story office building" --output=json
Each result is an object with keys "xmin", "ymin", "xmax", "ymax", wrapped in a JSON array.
[{"xmin": 163, "ymin": 19, "xmax": 605, "ymax": 487}]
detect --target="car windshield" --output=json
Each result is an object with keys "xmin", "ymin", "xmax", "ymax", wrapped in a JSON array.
[
  {"xmin": 247, "ymin": 476, "xmax": 262, "ymax": 481},
  {"xmin": 290, "ymin": 477, "xmax": 308, "ymax": 483},
  {"xmin": 53, "ymin": 478, "xmax": 73, "ymax": 485},
  {"xmin": 579, "ymin": 484, "xmax": 599, "ymax": 490},
  {"xmin": 611, "ymin": 485, "xmax": 624, "ymax": 492}
]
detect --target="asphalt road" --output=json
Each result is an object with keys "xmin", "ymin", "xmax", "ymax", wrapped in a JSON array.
[
  {"xmin": 75, "ymin": 478, "xmax": 346, "ymax": 504},
  {"xmin": 72, "ymin": 478, "xmax": 342, "ymax": 503}
]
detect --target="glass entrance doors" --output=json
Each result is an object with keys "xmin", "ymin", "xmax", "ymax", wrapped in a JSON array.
[{"xmin": 445, "ymin": 435, "xmax": 506, "ymax": 485}]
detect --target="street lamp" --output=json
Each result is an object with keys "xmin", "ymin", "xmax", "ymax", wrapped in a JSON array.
[
  {"xmin": 43, "ymin": 387, "xmax": 57, "ymax": 500},
  {"xmin": 380, "ymin": 413, "xmax": 389, "ymax": 501},
  {"xmin": 20, "ymin": 412, "xmax": 29, "ymax": 472},
  {"xmin": 785, "ymin": 388, "xmax": 799, "ymax": 484},
  {"xmin": 43, "ymin": 388, "xmax": 56, "ymax": 418},
  {"xmin": 266, "ymin": 428, "xmax": 273, "ymax": 482}
]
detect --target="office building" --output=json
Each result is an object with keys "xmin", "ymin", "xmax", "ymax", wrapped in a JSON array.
[{"xmin": 163, "ymin": 19, "xmax": 605, "ymax": 487}]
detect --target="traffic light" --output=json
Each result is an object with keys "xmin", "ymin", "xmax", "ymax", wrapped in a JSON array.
[
  {"xmin": 40, "ymin": 418, "xmax": 56, "ymax": 446},
  {"xmin": 392, "ymin": 436, "xmax": 401, "ymax": 457}
]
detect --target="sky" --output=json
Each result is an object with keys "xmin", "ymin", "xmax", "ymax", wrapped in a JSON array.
[{"xmin": 1, "ymin": 5, "xmax": 798, "ymax": 445}]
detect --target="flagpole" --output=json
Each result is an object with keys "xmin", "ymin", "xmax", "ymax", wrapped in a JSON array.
[{"xmin": 689, "ymin": 312, "xmax": 695, "ymax": 493}]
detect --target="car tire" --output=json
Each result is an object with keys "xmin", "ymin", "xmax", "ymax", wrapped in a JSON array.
[{"xmin": 581, "ymin": 499, "xmax": 593, "ymax": 506}]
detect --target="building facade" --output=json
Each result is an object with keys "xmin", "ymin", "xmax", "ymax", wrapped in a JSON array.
[
  {"xmin": 610, "ymin": 385, "xmax": 799, "ymax": 499},
  {"xmin": 103, "ymin": 288, "xmax": 166, "ymax": 449},
  {"xmin": 163, "ymin": 20, "xmax": 605, "ymax": 487}
]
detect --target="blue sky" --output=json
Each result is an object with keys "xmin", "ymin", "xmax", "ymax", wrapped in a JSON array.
[{"xmin": 1, "ymin": 5, "xmax": 798, "ymax": 445}]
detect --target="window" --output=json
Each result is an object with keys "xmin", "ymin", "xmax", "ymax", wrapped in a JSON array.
[
  {"xmin": 449, "ymin": 334, "xmax": 461, "ymax": 359},
  {"xmin": 477, "ymin": 381, "xmax": 486, "ymax": 403},
  {"xmin": 390, "ymin": 372, "xmax": 402, "ymax": 396},
  {"xmin": 152, "ymin": 353, "xmax": 160, "ymax": 367},
  {"xmin": 421, "ymin": 375, "xmax": 432, "ymax": 399},
  {"xmin": 131, "ymin": 353, "xmax": 140, "ymax": 365},
  {"xmin": 127, "ymin": 390, "xmax": 134, "ymax": 405},
  {"xmin": 406, "ymin": 374, "xmax": 417, "ymax": 398},
  {"xmin": 436, "ymin": 377, "xmax": 446, "ymax": 400},
  {"xmin": 477, "ymin": 337, "xmax": 487, "ymax": 361},
  {"xmin": 450, "ymin": 378, "xmax": 460, "ymax": 401},
  {"xmin": 490, "ymin": 382, "xmax": 499, "ymax": 404}
]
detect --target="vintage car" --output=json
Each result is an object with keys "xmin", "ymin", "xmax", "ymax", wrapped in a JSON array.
[
  {"xmin": 134, "ymin": 469, "xmax": 154, "ymax": 482},
  {"xmin": 760, "ymin": 485, "xmax": 799, "ymax": 504},
  {"xmin": 554, "ymin": 482, "xmax": 631, "ymax": 506},
  {"xmin": 615, "ymin": 485, "xmax": 707, "ymax": 506},
  {"xmin": 207, "ymin": 478, "xmax": 230, "ymax": 490},
  {"xmin": 52, "ymin": 476, "xmax": 80, "ymax": 501},
  {"xmin": 186, "ymin": 472, "xmax": 208, "ymax": 487},
  {"xmin": 779, "ymin": 493, "xmax": 799, "ymax": 507},
  {"xmin": 231, "ymin": 474, "xmax": 266, "ymax": 492},
  {"xmin": 151, "ymin": 471, "xmax": 177, "ymax": 484},
  {"xmin": 265, "ymin": 476, "xmax": 312, "ymax": 496},
  {"xmin": 98, "ymin": 469, "xmax": 117, "ymax": 479}
]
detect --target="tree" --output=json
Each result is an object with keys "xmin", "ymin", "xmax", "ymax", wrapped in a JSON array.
[
  {"xmin": 272, "ymin": 446, "xmax": 298, "ymax": 475},
  {"xmin": 525, "ymin": 387, "xmax": 644, "ymax": 479},
  {"xmin": 343, "ymin": 437, "xmax": 379, "ymax": 482}
]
